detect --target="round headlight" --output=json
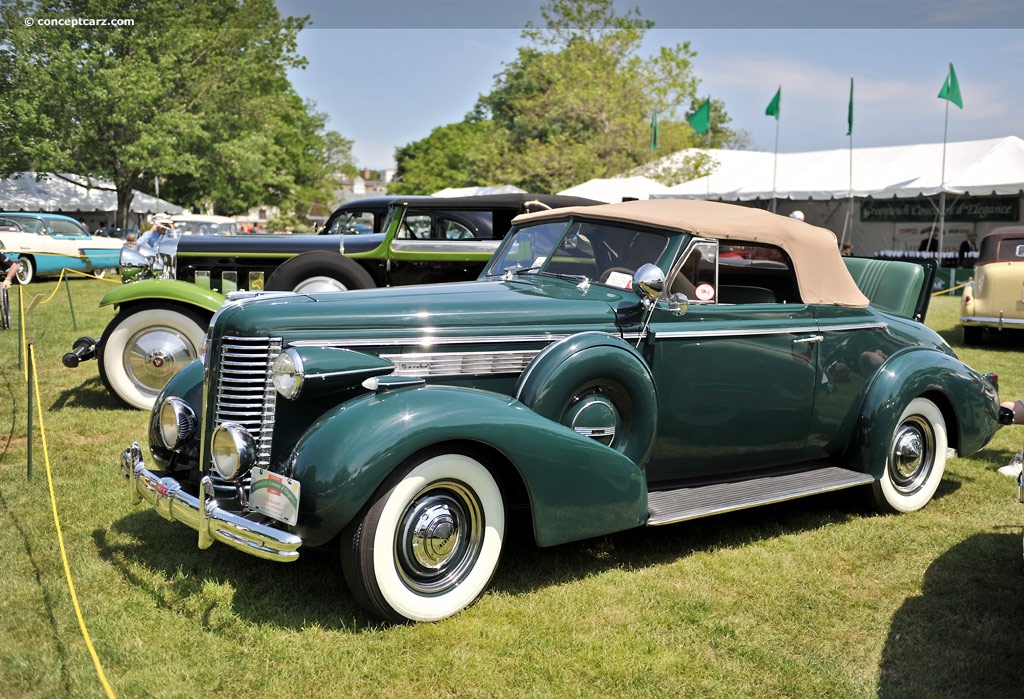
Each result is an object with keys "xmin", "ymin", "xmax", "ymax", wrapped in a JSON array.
[
  {"xmin": 158, "ymin": 397, "xmax": 197, "ymax": 451},
  {"xmin": 118, "ymin": 245, "xmax": 153, "ymax": 282},
  {"xmin": 272, "ymin": 348, "xmax": 304, "ymax": 399},
  {"xmin": 210, "ymin": 423, "xmax": 257, "ymax": 481}
]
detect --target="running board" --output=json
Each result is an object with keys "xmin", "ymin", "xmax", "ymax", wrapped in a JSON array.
[{"xmin": 646, "ymin": 466, "xmax": 874, "ymax": 526}]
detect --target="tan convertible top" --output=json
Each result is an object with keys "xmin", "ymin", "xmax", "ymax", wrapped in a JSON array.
[{"xmin": 517, "ymin": 198, "xmax": 869, "ymax": 307}]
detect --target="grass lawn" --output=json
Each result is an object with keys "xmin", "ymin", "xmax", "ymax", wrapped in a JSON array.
[{"xmin": 1, "ymin": 277, "xmax": 1022, "ymax": 698}]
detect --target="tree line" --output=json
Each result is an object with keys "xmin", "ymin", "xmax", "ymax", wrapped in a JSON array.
[{"xmin": 0, "ymin": 0, "xmax": 746, "ymax": 227}]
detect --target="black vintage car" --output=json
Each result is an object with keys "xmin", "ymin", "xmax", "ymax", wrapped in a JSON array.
[{"xmin": 68, "ymin": 193, "xmax": 600, "ymax": 409}]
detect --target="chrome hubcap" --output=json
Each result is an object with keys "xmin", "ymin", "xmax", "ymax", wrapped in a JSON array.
[
  {"xmin": 890, "ymin": 417, "xmax": 933, "ymax": 493},
  {"xmin": 396, "ymin": 481, "xmax": 483, "ymax": 594},
  {"xmin": 126, "ymin": 327, "xmax": 198, "ymax": 396},
  {"xmin": 292, "ymin": 275, "xmax": 349, "ymax": 293}
]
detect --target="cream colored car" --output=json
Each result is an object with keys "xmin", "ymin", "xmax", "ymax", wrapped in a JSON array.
[{"xmin": 961, "ymin": 226, "xmax": 1024, "ymax": 344}]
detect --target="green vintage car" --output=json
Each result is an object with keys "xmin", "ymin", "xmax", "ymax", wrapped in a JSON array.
[{"xmin": 121, "ymin": 199, "xmax": 1001, "ymax": 623}]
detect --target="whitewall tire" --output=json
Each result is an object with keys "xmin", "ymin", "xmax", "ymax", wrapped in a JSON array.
[
  {"xmin": 342, "ymin": 452, "xmax": 505, "ymax": 623},
  {"xmin": 872, "ymin": 397, "xmax": 948, "ymax": 513}
]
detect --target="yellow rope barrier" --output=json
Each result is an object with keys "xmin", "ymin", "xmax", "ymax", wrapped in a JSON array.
[
  {"xmin": 27, "ymin": 343, "xmax": 117, "ymax": 698},
  {"xmin": 931, "ymin": 282, "xmax": 969, "ymax": 297}
]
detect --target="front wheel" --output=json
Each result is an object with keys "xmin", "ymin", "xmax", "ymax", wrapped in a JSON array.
[
  {"xmin": 14, "ymin": 256, "xmax": 34, "ymax": 284},
  {"xmin": 871, "ymin": 397, "xmax": 948, "ymax": 513},
  {"xmin": 97, "ymin": 304, "xmax": 209, "ymax": 410},
  {"xmin": 341, "ymin": 452, "xmax": 505, "ymax": 623}
]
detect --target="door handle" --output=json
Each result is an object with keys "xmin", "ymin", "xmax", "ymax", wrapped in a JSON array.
[{"xmin": 793, "ymin": 335, "xmax": 824, "ymax": 345}]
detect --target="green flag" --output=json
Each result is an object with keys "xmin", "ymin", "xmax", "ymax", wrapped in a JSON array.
[
  {"xmin": 938, "ymin": 62, "xmax": 963, "ymax": 108},
  {"xmin": 765, "ymin": 87, "xmax": 781, "ymax": 120},
  {"xmin": 687, "ymin": 99, "xmax": 710, "ymax": 135},
  {"xmin": 847, "ymin": 77, "xmax": 854, "ymax": 136},
  {"xmin": 649, "ymin": 110, "xmax": 659, "ymax": 150}
]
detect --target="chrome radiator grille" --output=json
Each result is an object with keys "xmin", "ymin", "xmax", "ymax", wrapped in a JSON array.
[{"xmin": 213, "ymin": 336, "xmax": 282, "ymax": 469}]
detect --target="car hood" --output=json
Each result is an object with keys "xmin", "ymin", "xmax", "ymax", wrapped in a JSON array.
[
  {"xmin": 213, "ymin": 278, "xmax": 632, "ymax": 341},
  {"xmin": 174, "ymin": 232, "xmax": 384, "ymax": 256}
]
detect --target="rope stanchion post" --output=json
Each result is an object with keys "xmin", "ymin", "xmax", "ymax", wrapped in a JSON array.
[
  {"xmin": 26, "ymin": 340, "xmax": 34, "ymax": 480},
  {"xmin": 64, "ymin": 269, "xmax": 78, "ymax": 331}
]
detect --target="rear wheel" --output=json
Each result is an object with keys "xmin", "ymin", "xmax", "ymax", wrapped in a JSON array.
[
  {"xmin": 98, "ymin": 304, "xmax": 208, "ymax": 409},
  {"xmin": 962, "ymin": 325, "xmax": 983, "ymax": 345},
  {"xmin": 266, "ymin": 252, "xmax": 376, "ymax": 293},
  {"xmin": 14, "ymin": 256, "xmax": 34, "ymax": 284},
  {"xmin": 341, "ymin": 452, "xmax": 505, "ymax": 623},
  {"xmin": 871, "ymin": 397, "xmax": 947, "ymax": 513}
]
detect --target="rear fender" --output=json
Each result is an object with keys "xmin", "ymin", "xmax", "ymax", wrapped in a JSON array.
[
  {"xmin": 289, "ymin": 385, "xmax": 647, "ymax": 548},
  {"xmin": 100, "ymin": 279, "xmax": 225, "ymax": 314},
  {"xmin": 849, "ymin": 347, "xmax": 1000, "ymax": 476}
]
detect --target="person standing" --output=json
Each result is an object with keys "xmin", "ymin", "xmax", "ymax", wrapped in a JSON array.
[
  {"xmin": 1, "ymin": 251, "xmax": 18, "ymax": 329},
  {"xmin": 1, "ymin": 250, "xmax": 19, "ymax": 289}
]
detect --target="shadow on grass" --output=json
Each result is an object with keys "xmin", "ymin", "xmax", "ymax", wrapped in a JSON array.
[
  {"xmin": 48, "ymin": 375, "xmax": 126, "ymax": 411},
  {"xmin": 493, "ymin": 486, "xmax": 926, "ymax": 598},
  {"xmin": 95, "ymin": 512, "xmax": 374, "ymax": 630},
  {"xmin": 95, "ymin": 479, "xmax": 981, "ymax": 634},
  {"xmin": 878, "ymin": 531, "xmax": 1024, "ymax": 697},
  {"xmin": 97, "ymin": 487, "xmax": 877, "ymax": 633}
]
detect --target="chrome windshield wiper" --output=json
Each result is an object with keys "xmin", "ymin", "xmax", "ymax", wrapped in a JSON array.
[{"xmin": 500, "ymin": 265, "xmax": 542, "ymax": 280}]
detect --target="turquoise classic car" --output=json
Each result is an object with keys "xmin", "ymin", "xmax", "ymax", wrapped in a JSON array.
[
  {"xmin": 121, "ymin": 199, "xmax": 1001, "ymax": 623},
  {"xmin": 0, "ymin": 212, "xmax": 123, "ymax": 283}
]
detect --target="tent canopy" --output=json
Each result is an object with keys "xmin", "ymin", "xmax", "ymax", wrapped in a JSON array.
[
  {"xmin": 557, "ymin": 175, "xmax": 671, "ymax": 203},
  {"xmin": 431, "ymin": 185, "xmax": 526, "ymax": 197},
  {"xmin": 0, "ymin": 172, "xmax": 182, "ymax": 213},
  {"xmin": 648, "ymin": 136, "xmax": 1024, "ymax": 201}
]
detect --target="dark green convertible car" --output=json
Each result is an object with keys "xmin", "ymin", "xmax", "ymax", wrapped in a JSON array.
[{"xmin": 120, "ymin": 199, "xmax": 1001, "ymax": 622}]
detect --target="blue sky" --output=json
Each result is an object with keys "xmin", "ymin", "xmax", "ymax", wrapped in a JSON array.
[{"xmin": 278, "ymin": 1, "xmax": 1024, "ymax": 171}]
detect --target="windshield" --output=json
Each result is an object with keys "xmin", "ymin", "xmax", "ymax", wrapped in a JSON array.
[
  {"xmin": 324, "ymin": 211, "xmax": 375, "ymax": 235},
  {"xmin": 485, "ymin": 219, "xmax": 669, "ymax": 287},
  {"xmin": 173, "ymin": 220, "xmax": 238, "ymax": 235}
]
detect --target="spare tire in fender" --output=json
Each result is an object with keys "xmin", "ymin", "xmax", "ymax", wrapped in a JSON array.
[
  {"xmin": 265, "ymin": 251, "xmax": 376, "ymax": 292},
  {"xmin": 514, "ymin": 332, "xmax": 658, "ymax": 465}
]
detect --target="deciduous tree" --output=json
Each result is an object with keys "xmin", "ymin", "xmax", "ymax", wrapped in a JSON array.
[
  {"xmin": 0, "ymin": 0, "xmax": 352, "ymax": 224},
  {"xmin": 393, "ymin": 0, "xmax": 744, "ymax": 194}
]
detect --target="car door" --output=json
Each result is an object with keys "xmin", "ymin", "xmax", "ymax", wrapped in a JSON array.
[
  {"xmin": 386, "ymin": 210, "xmax": 502, "ymax": 286},
  {"xmin": 641, "ymin": 239, "xmax": 820, "ymax": 484},
  {"xmin": 45, "ymin": 217, "xmax": 96, "ymax": 271}
]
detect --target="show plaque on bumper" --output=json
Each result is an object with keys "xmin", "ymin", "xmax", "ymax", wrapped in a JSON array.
[{"xmin": 120, "ymin": 442, "xmax": 302, "ymax": 561}]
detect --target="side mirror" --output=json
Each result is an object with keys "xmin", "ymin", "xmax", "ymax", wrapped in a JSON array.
[{"xmin": 633, "ymin": 263, "xmax": 666, "ymax": 302}]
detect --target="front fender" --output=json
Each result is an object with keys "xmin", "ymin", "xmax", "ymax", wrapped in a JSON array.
[
  {"xmin": 289, "ymin": 385, "xmax": 647, "ymax": 548},
  {"xmin": 100, "ymin": 278, "xmax": 225, "ymax": 314},
  {"xmin": 851, "ymin": 347, "xmax": 999, "ymax": 477}
]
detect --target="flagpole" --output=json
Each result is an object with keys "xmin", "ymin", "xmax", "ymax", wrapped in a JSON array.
[
  {"xmin": 706, "ymin": 108, "xmax": 712, "ymax": 199},
  {"xmin": 840, "ymin": 77, "xmax": 853, "ymax": 250},
  {"xmin": 770, "ymin": 115, "xmax": 779, "ymax": 213},
  {"xmin": 938, "ymin": 95, "xmax": 949, "ymax": 266},
  {"xmin": 841, "ymin": 130, "xmax": 853, "ymax": 249}
]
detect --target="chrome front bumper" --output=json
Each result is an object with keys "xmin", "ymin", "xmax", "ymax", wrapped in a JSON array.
[{"xmin": 120, "ymin": 442, "xmax": 302, "ymax": 562}]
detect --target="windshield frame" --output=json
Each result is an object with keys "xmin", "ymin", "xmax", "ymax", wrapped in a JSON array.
[{"xmin": 483, "ymin": 216, "xmax": 675, "ymax": 289}]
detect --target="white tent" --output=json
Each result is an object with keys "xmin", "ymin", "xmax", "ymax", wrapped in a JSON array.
[
  {"xmin": 558, "ymin": 175, "xmax": 671, "ymax": 203},
  {"xmin": 653, "ymin": 136, "xmax": 1024, "ymax": 200},
  {"xmin": 0, "ymin": 172, "xmax": 182, "ymax": 213}
]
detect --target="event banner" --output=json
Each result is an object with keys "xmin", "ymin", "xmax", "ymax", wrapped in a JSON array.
[{"xmin": 860, "ymin": 196, "xmax": 1019, "ymax": 223}]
